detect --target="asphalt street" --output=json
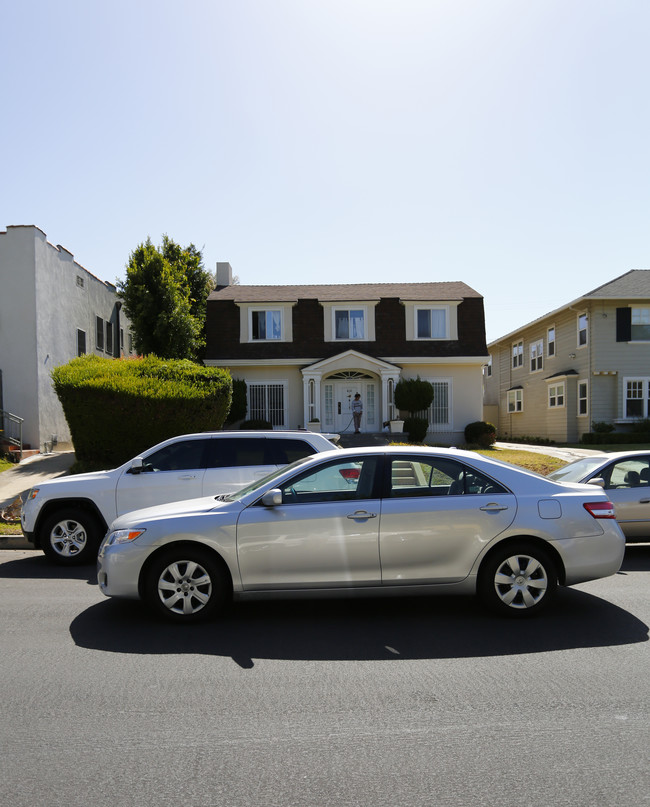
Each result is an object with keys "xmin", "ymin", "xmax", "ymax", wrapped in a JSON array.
[{"xmin": 0, "ymin": 546, "xmax": 648, "ymax": 807}]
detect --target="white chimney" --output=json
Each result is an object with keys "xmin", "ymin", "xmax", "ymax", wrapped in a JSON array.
[{"xmin": 216, "ymin": 262, "xmax": 233, "ymax": 287}]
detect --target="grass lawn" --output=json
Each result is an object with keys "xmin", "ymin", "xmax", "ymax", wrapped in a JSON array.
[
  {"xmin": 476, "ymin": 448, "xmax": 567, "ymax": 476},
  {"xmin": 0, "ymin": 457, "xmax": 15, "ymax": 474}
]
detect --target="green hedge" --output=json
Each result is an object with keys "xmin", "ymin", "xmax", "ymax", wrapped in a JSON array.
[
  {"xmin": 51, "ymin": 355, "xmax": 232, "ymax": 465},
  {"xmin": 581, "ymin": 431, "xmax": 650, "ymax": 445}
]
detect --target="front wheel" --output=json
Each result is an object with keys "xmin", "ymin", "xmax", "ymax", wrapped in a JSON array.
[
  {"xmin": 144, "ymin": 547, "xmax": 230, "ymax": 623},
  {"xmin": 478, "ymin": 543, "xmax": 557, "ymax": 617},
  {"xmin": 40, "ymin": 508, "xmax": 102, "ymax": 565}
]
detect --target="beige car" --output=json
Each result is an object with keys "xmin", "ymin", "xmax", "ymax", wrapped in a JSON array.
[
  {"xmin": 548, "ymin": 451, "xmax": 650, "ymax": 542},
  {"xmin": 98, "ymin": 446, "xmax": 625, "ymax": 622}
]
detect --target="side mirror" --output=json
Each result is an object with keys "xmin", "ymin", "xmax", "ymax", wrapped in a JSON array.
[
  {"xmin": 261, "ymin": 489, "xmax": 283, "ymax": 507},
  {"xmin": 129, "ymin": 457, "xmax": 144, "ymax": 475},
  {"xmin": 587, "ymin": 477, "xmax": 605, "ymax": 488}
]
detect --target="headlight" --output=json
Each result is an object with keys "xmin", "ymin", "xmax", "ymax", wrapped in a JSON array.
[
  {"xmin": 106, "ymin": 529, "xmax": 146, "ymax": 546},
  {"xmin": 26, "ymin": 488, "xmax": 39, "ymax": 501}
]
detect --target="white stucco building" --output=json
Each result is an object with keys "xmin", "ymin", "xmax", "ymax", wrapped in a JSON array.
[{"xmin": 0, "ymin": 225, "xmax": 133, "ymax": 453}]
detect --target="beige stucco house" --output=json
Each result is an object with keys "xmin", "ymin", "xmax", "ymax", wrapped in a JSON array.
[{"xmin": 483, "ymin": 270, "xmax": 650, "ymax": 442}]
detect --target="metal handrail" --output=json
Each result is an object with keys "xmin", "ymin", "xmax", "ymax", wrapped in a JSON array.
[{"xmin": 0, "ymin": 409, "xmax": 23, "ymax": 461}]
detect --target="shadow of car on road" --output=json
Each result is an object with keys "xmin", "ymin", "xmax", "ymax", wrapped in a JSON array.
[{"xmin": 68, "ymin": 585, "xmax": 648, "ymax": 668}]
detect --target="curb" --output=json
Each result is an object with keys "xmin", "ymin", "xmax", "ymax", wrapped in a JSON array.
[{"xmin": 0, "ymin": 534, "xmax": 33, "ymax": 550}]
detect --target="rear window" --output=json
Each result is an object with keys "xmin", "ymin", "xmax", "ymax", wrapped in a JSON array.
[{"xmin": 267, "ymin": 438, "xmax": 316, "ymax": 465}]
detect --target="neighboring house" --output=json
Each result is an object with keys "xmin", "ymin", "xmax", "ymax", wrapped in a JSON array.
[
  {"xmin": 0, "ymin": 225, "xmax": 133, "ymax": 452},
  {"xmin": 204, "ymin": 264, "xmax": 489, "ymax": 444},
  {"xmin": 483, "ymin": 270, "xmax": 650, "ymax": 442}
]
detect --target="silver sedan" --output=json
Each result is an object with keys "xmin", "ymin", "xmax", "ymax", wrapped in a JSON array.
[
  {"xmin": 547, "ymin": 450, "xmax": 650, "ymax": 542},
  {"xmin": 98, "ymin": 446, "xmax": 625, "ymax": 622}
]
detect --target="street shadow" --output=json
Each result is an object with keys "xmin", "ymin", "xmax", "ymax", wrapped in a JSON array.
[
  {"xmin": 70, "ymin": 586, "xmax": 648, "ymax": 668},
  {"xmin": 621, "ymin": 544, "xmax": 650, "ymax": 572},
  {"xmin": 0, "ymin": 553, "xmax": 96, "ymax": 583}
]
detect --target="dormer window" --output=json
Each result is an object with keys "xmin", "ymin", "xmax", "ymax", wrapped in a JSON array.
[
  {"xmin": 334, "ymin": 308, "xmax": 365, "ymax": 340},
  {"xmin": 415, "ymin": 306, "xmax": 448, "ymax": 339},
  {"xmin": 251, "ymin": 309, "xmax": 282, "ymax": 341}
]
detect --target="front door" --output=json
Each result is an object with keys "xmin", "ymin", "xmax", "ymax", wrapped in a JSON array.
[{"xmin": 335, "ymin": 382, "xmax": 363, "ymax": 432}]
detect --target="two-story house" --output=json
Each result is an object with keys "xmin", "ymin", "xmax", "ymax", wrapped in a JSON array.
[
  {"xmin": 0, "ymin": 225, "xmax": 134, "ymax": 453},
  {"xmin": 483, "ymin": 270, "xmax": 650, "ymax": 442},
  {"xmin": 204, "ymin": 264, "xmax": 489, "ymax": 444}
]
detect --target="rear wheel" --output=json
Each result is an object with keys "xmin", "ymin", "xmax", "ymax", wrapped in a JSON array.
[
  {"xmin": 478, "ymin": 542, "xmax": 557, "ymax": 617},
  {"xmin": 40, "ymin": 508, "xmax": 102, "ymax": 566},
  {"xmin": 144, "ymin": 546, "xmax": 230, "ymax": 623}
]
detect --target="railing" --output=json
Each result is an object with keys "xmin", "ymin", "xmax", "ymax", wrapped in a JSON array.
[{"xmin": 0, "ymin": 410, "xmax": 23, "ymax": 461}]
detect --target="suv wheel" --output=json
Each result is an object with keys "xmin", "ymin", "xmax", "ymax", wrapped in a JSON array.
[{"xmin": 41, "ymin": 508, "xmax": 102, "ymax": 566}]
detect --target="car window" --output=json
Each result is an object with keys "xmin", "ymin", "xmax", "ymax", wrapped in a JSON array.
[
  {"xmin": 266, "ymin": 438, "xmax": 317, "ymax": 465},
  {"xmin": 279, "ymin": 456, "xmax": 380, "ymax": 504},
  {"xmin": 142, "ymin": 440, "xmax": 208, "ymax": 473},
  {"xmin": 207, "ymin": 438, "xmax": 267, "ymax": 468},
  {"xmin": 603, "ymin": 457, "xmax": 650, "ymax": 488},
  {"xmin": 388, "ymin": 457, "xmax": 507, "ymax": 498}
]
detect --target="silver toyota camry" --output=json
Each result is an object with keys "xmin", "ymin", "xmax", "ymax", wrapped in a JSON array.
[{"xmin": 97, "ymin": 446, "xmax": 625, "ymax": 622}]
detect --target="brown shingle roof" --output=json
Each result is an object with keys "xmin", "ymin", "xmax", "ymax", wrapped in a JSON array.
[{"xmin": 209, "ymin": 281, "xmax": 481, "ymax": 303}]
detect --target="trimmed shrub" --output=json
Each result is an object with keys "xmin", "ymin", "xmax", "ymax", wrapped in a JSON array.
[
  {"xmin": 404, "ymin": 416, "xmax": 429, "ymax": 443},
  {"xmin": 464, "ymin": 421, "xmax": 497, "ymax": 447},
  {"xmin": 394, "ymin": 377, "xmax": 434, "ymax": 414},
  {"xmin": 240, "ymin": 419, "xmax": 273, "ymax": 430},
  {"xmin": 591, "ymin": 421, "xmax": 615, "ymax": 434},
  {"xmin": 51, "ymin": 355, "xmax": 232, "ymax": 465},
  {"xmin": 227, "ymin": 378, "xmax": 248, "ymax": 424}
]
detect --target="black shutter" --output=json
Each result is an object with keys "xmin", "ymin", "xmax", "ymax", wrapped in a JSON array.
[{"xmin": 616, "ymin": 307, "xmax": 631, "ymax": 342}]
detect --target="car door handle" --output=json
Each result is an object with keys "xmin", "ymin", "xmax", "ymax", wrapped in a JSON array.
[
  {"xmin": 347, "ymin": 510, "xmax": 377, "ymax": 519},
  {"xmin": 179, "ymin": 474, "xmax": 197, "ymax": 480},
  {"xmin": 479, "ymin": 504, "xmax": 509, "ymax": 512}
]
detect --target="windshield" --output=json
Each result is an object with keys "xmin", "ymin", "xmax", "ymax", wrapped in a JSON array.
[
  {"xmin": 218, "ymin": 456, "xmax": 314, "ymax": 502},
  {"xmin": 547, "ymin": 457, "xmax": 607, "ymax": 482}
]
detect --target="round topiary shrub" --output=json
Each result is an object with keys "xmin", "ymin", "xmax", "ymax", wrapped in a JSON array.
[{"xmin": 464, "ymin": 421, "xmax": 497, "ymax": 447}]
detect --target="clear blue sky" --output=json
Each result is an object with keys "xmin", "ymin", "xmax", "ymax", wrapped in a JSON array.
[{"xmin": 2, "ymin": 0, "xmax": 649, "ymax": 343}]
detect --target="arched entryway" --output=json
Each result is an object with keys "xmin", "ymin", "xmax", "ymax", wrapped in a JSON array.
[{"xmin": 301, "ymin": 350, "xmax": 402, "ymax": 434}]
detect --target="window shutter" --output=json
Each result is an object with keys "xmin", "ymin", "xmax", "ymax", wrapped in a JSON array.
[{"xmin": 616, "ymin": 307, "xmax": 631, "ymax": 342}]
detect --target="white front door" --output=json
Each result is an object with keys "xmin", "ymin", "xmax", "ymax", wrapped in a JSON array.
[{"xmin": 335, "ymin": 382, "xmax": 363, "ymax": 432}]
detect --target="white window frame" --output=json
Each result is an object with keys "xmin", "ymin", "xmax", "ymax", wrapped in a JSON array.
[
  {"xmin": 414, "ymin": 306, "xmax": 449, "ymax": 340},
  {"xmin": 547, "ymin": 325, "xmax": 555, "ymax": 357},
  {"xmin": 631, "ymin": 307, "xmax": 650, "ymax": 341},
  {"xmin": 530, "ymin": 339, "xmax": 543, "ymax": 373},
  {"xmin": 247, "ymin": 381, "xmax": 287, "ymax": 427},
  {"xmin": 577, "ymin": 312, "xmax": 588, "ymax": 348},
  {"xmin": 623, "ymin": 377, "xmax": 650, "ymax": 419},
  {"xmin": 419, "ymin": 378, "xmax": 452, "ymax": 432},
  {"xmin": 512, "ymin": 340, "xmax": 523, "ymax": 369},
  {"xmin": 249, "ymin": 308, "xmax": 283, "ymax": 342},
  {"xmin": 548, "ymin": 382, "xmax": 565, "ymax": 409},
  {"xmin": 578, "ymin": 379, "xmax": 588, "ymax": 417},
  {"xmin": 484, "ymin": 356, "xmax": 492, "ymax": 377},
  {"xmin": 507, "ymin": 389, "xmax": 523, "ymax": 413},
  {"xmin": 332, "ymin": 306, "xmax": 366, "ymax": 340}
]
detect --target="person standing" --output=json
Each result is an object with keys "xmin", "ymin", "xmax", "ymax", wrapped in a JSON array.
[{"xmin": 352, "ymin": 393, "xmax": 363, "ymax": 434}]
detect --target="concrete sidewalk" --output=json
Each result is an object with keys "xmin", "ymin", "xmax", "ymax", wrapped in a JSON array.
[{"xmin": 0, "ymin": 451, "xmax": 76, "ymax": 548}]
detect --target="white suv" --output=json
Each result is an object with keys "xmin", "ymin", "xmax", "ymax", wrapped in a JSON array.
[{"xmin": 21, "ymin": 431, "xmax": 339, "ymax": 565}]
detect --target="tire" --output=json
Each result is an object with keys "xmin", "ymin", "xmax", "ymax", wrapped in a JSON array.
[
  {"xmin": 144, "ymin": 546, "xmax": 230, "ymax": 623},
  {"xmin": 478, "ymin": 542, "xmax": 557, "ymax": 617},
  {"xmin": 40, "ymin": 508, "xmax": 102, "ymax": 566}
]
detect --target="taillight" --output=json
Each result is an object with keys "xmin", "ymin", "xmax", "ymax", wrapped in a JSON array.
[{"xmin": 583, "ymin": 501, "xmax": 616, "ymax": 519}]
